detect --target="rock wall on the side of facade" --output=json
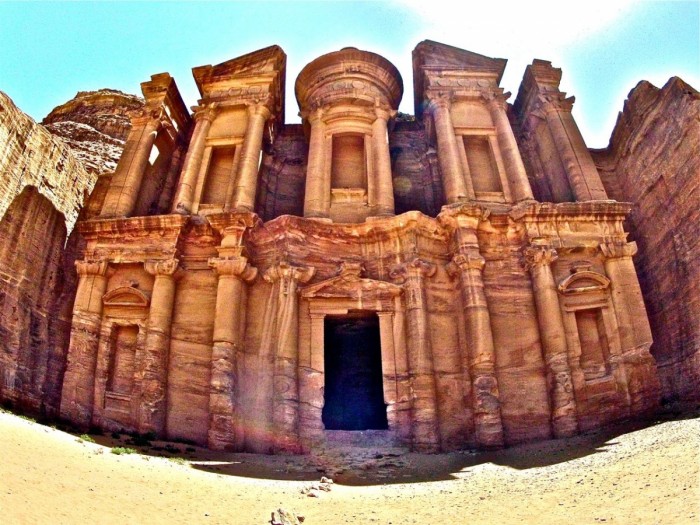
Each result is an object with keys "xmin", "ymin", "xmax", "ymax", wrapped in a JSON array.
[
  {"xmin": 591, "ymin": 77, "xmax": 700, "ymax": 402},
  {"xmin": 0, "ymin": 92, "xmax": 97, "ymax": 415}
]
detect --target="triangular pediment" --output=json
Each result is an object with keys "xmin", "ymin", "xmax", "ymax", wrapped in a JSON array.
[
  {"xmin": 302, "ymin": 263, "xmax": 402, "ymax": 302},
  {"xmin": 303, "ymin": 274, "xmax": 402, "ymax": 300},
  {"xmin": 413, "ymin": 40, "xmax": 507, "ymax": 77}
]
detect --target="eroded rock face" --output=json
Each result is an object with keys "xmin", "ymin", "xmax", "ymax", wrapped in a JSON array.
[
  {"xmin": 0, "ymin": 92, "xmax": 95, "ymax": 415},
  {"xmin": 43, "ymin": 89, "xmax": 144, "ymax": 175},
  {"xmin": 592, "ymin": 78, "xmax": 700, "ymax": 402}
]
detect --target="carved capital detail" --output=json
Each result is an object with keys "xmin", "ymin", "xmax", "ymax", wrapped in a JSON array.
[
  {"xmin": 263, "ymin": 262, "xmax": 315, "ymax": 295},
  {"xmin": 523, "ymin": 244, "xmax": 558, "ymax": 270},
  {"xmin": 481, "ymin": 90, "xmax": 510, "ymax": 111},
  {"xmin": 447, "ymin": 252, "xmax": 486, "ymax": 277},
  {"xmin": 144, "ymin": 258, "xmax": 179, "ymax": 277},
  {"xmin": 536, "ymin": 93, "xmax": 575, "ymax": 115},
  {"xmin": 389, "ymin": 258, "xmax": 437, "ymax": 284},
  {"xmin": 600, "ymin": 240, "xmax": 638, "ymax": 260},
  {"xmin": 209, "ymin": 256, "xmax": 258, "ymax": 282},
  {"xmin": 192, "ymin": 103, "xmax": 218, "ymax": 123},
  {"xmin": 247, "ymin": 99, "xmax": 273, "ymax": 119},
  {"xmin": 425, "ymin": 91, "xmax": 453, "ymax": 111},
  {"xmin": 75, "ymin": 259, "xmax": 111, "ymax": 277}
]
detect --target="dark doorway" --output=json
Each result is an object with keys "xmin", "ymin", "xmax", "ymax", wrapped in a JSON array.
[{"xmin": 322, "ymin": 312, "xmax": 388, "ymax": 430}]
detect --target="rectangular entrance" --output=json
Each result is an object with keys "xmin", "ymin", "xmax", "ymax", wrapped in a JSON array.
[{"xmin": 322, "ymin": 312, "xmax": 388, "ymax": 430}]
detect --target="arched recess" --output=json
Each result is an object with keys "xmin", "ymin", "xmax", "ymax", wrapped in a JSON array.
[
  {"xmin": 557, "ymin": 264, "xmax": 631, "ymax": 428},
  {"xmin": 0, "ymin": 185, "xmax": 70, "ymax": 415}
]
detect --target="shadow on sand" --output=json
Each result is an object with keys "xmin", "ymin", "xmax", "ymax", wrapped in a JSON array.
[{"xmin": 185, "ymin": 404, "xmax": 699, "ymax": 486}]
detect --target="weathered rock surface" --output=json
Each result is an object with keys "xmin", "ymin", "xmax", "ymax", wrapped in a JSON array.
[
  {"xmin": 42, "ymin": 89, "xmax": 144, "ymax": 176},
  {"xmin": 592, "ymin": 77, "xmax": 700, "ymax": 402},
  {"xmin": 0, "ymin": 92, "xmax": 95, "ymax": 415}
]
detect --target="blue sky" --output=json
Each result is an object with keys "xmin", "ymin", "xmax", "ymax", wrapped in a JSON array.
[{"xmin": 0, "ymin": 1, "xmax": 697, "ymax": 147}]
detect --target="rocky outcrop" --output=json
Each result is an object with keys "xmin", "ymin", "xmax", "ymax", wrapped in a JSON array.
[
  {"xmin": 591, "ymin": 77, "xmax": 700, "ymax": 402},
  {"xmin": 43, "ymin": 89, "xmax": 144, "ymax": 175},
  {"xmin": 0, "ymin": 91, "xmax": 96, "ymax": 415}
]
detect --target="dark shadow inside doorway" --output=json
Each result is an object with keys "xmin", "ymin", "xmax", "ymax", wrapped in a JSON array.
[{"xmin": 322, "ymin": 311, "xmax": 388, "ymax": 430}]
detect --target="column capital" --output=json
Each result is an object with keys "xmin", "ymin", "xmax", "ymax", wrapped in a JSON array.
[
  {"xmin": 299, "ymin": 105, "xmax": 326, "ymax": 123},
  {"xmin": 192, "ymin": 103, "xmax": 218, "ymax": 123},
  {"xmin": 536, "ymin": 93, "xmax": 575, "ymax": 115},
  {"xmin": 209, "ymin": 256, "xmax": 258, "ymax": 282},
  {"xmin": 446, "ymin": 251, "xmax": 485, "ymax": 277},
  {"xmin": 600, "ymin": 240, "xmax": 637, "ymax": 259},
  {"xmin": 246, "ymin": 101, "xmax": 272, "ymax": 120},
  {"xmin": 144, "ymin": 258, "xmax": 180, "ymax": 277},
  {"xmin": 263, "ymin": 261, "xmax": 315, "ymax": 293},
  {"xmin": 75, "ymin": 258, "xmax": 112, "ymax": 277},
  {"xmin": 425, "ymin": 91, "xmax": 453, "ymax": 112},
  {"xmin": 389, "ymin": 257, "xmax": 437, "ymax": 284},
  {"xmin": 523, "ymin": 243, "xmax": 558, "ymax": 271},
  {"xmin": 373, "ymin": 105, "xmax": 395, "ymax": 122},
  {"xmin": 481, "ymin": 90, "xmax": 511, "ymax": 111}
]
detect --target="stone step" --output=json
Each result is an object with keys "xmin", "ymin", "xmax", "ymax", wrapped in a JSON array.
[{"xmin": 321, "ymin": 429, "xmax": 406, "ymax": 450}]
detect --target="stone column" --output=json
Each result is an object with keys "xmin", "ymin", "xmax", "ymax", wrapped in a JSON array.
[
  {"xmin": 541, "ymin": 98, "xmax": 607, "ymax": 201},
  {"xmin": 523, "ymin": 243, "xmax": 578, "ymax": 438},
  {"xmin": 303, "ymin": 108, "xmax": 329, "ymax": 218},
  {"xmin": 138, "ymin": 258, "xmax": 179, "ymax": 436},
  {"xmin": 449, "ymin": 250, "xmax": 503, "ymax": 447},
  {"xmin": 484, "ymin": 93, "xmax": 534, "ymax": 202},
  {"xmin": 390, "ymin": 258, "xmax": 440, "ymax": 452},
  {"xmin": 207, "ymin": 256, "xmax": 258, "ymax": 450},
  {"xmin": 172, "ymin": 105, "xmax": 216, "ymax": 214},
  {"xmin": 265, "ymin": 262, "xmax": 315, "ymax": 453},
  {"xmin": 60, "ymin": 259, "xmax": 111, "ymax": 428},
  {"xmin": 372, "ymin": 106, "xmax": 395, "ymax": 216},
  {"xmin": 428, "ymin": 95, "xmax": 468, "ymax": 204},
  {"xmin": 232, "ymin": 103, "xmax": 272, "ymax": 212},
  {"xmin": 101, "ymin": 114, "xmax": 161, "ymax": 218}
]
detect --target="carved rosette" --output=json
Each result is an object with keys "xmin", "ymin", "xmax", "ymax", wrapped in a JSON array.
[
  {"xmin": 263, "ymin": 262, "xmax": 315, "ymax": 294},
  {"xmin": 600, "ymin": 240, "xmax": 638, "ymax": 260},
  {"xmin": 209, "ymin": 257, "xmax": 258, "ymax": 282}
]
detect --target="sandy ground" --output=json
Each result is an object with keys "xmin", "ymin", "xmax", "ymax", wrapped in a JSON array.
[{"xmin": 0, "ymin": 408, "xmax": 698, "ymax": 525}]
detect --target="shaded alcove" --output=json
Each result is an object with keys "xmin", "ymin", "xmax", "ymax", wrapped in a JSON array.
[{"xmin": 322, "ymin": 312, "xmax": 388, "ymax": 430}]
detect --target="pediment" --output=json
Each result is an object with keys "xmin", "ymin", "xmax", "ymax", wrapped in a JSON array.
[
  {"xmin": 413, "ymin": 40, "xmax": 507, "ymax": 79},
  {"xmin": 193, "ymin": 45, "xmax": 286, "ymax": 95},
  {"xmin": 302, "ymin": 274, "xmax": 402, "ymax": 301},
  {"xmin": 103, "ymin": 287, "xmax": 150, "ymax": 307},
  {"xmin": 558, "ymin": 270, "xmax": 610, "ymax": 295}
]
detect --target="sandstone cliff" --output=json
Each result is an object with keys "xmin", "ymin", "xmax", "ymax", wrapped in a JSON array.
[
  {"xmin": 42, "ymin": 89, "xmax": 144, "ymax": 176},
  {"xmin": 0, "ymin": 91, "xmax": 99, "ymax": 415},
  {"xmin": 591, "ymin": 77, "xmax": 700, "ymax": 402}
]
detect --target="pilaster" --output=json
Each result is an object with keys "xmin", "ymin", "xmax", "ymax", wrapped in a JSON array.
[
  {"xmin": 60, "ymin": 259, "xmax": 113, "ymax": 428},
  {"xmin": 390, "ymin": 258, "xmax": 440, "ymax": 452},
  {"xmin": 138, "ymin": 258, "xmax": 180, "ymax": 435},
  {"xmin": 207, "ymin": 255, "xmax": 257, "ymax": 451},
  {"xmin": 523, "ymin": 242, "xmax": 578, "ymax": 438}
]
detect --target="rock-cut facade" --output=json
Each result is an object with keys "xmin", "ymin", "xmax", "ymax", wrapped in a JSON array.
[{"xmin": 58, "ymin": 41, "xmax": 661, "ymax": 453}]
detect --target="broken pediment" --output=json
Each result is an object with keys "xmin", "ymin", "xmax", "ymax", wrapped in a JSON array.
[
  {"xmin": 413, "ymin": 40, "xmax": 507, "ymax": 117},
  {"xmin": 192, "ymin": 45, "xmax": 287, "ymax": 121}
]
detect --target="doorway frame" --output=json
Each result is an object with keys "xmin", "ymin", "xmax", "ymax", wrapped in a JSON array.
[{"xmin": 299, "ymin": 263, "xmax": 409, "ymax": 450}]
